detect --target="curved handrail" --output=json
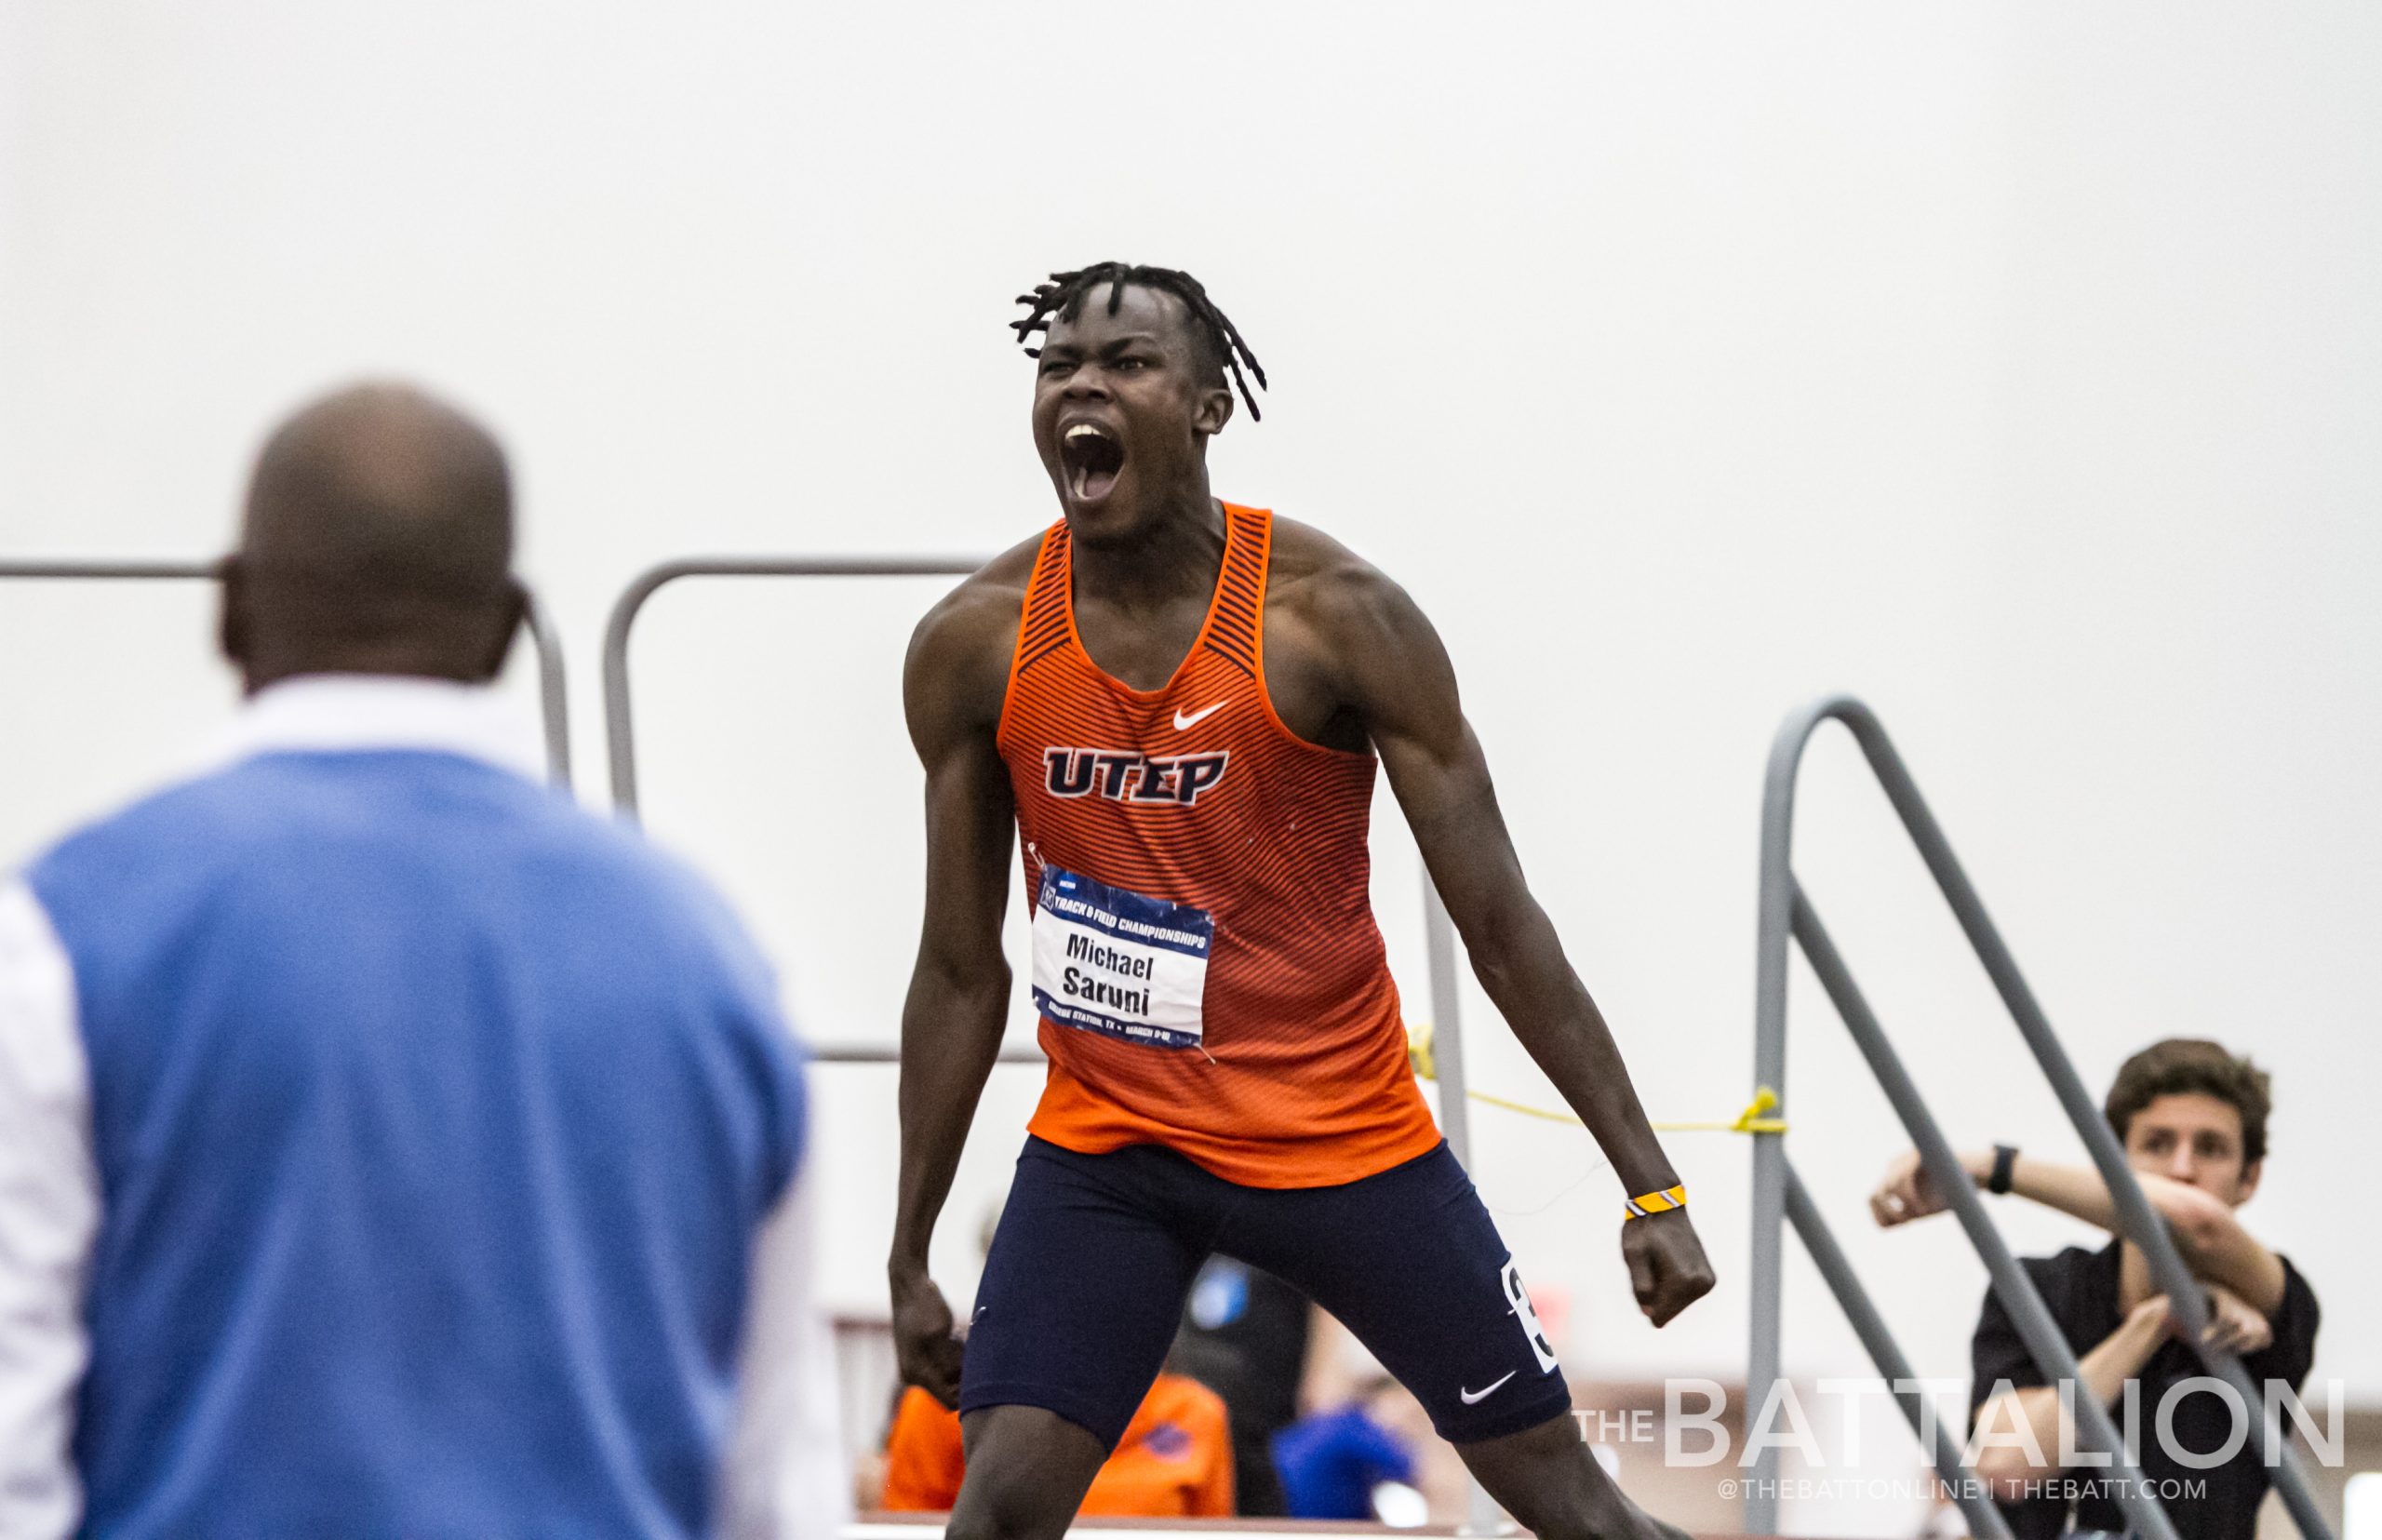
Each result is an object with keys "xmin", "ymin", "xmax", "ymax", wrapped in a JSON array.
[
  {"xmin": 0, "ymin": 560, "xmax": 573, "ymax": 789},
  {"xmin": 1746, "ymin": 695, "xmax": 2332, "ymax": 1540},
  {"xmin": 599, "ymin": 556, "xmax": 985, "ymax": 817}
]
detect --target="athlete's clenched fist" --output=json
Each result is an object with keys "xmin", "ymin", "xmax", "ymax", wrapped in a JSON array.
[
  {"xmin": 1624, "ymin": 1209, "xmax": 1716, "ymax": 1327},
  {"xmin": 890, "ymin": 1270, "xmax": 966, "ymax": 1410}
]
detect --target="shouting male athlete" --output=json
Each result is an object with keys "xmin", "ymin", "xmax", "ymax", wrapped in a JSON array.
[{"xmin": 892, "ymin": 263, "xmax": 1714, "ymax": 1540}]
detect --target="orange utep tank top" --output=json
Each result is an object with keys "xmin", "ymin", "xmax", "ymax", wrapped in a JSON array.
[{"xmin": 996, "ymin": 503, "xmax": 1443, "ymax": 1189}]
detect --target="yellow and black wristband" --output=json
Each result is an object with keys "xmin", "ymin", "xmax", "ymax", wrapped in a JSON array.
[{"xmin": 1624, "ymin": 1184, "xmax": 1687, "ymax": 1221}]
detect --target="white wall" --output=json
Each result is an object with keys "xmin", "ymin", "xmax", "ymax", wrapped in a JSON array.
[{"xmin": 5, "ymin": 4, "xmax": 2376, "ymax": 1528}]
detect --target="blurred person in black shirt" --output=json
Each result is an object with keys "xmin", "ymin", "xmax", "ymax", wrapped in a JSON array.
[{"xmin": 1170, "ymin": 1257, "xmax": 1356, "ymax": 1516}]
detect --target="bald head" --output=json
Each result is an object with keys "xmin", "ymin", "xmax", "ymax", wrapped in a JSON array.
[{"xmin": 222, "ymin": 383, "xmax": 525, "ymax": 692}]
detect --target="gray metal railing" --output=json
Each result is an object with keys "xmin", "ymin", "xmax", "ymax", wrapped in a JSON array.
[
  {"xmin": 596, "ymin": 556, "xmax": 1026, "ymax": 1063},
  {"xmin": 601, "ymin": 556, "xmax": 986, "ymax": 819},
  {"xmin": 1745, "ymin": 694, "xmax": 2331, "ymax": 1540},
  {"xmin": 0, "ymin": 559, "xmax": 573, "ymax": 787}
]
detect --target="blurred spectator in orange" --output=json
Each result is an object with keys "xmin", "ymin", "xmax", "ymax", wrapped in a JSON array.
[{"xmin": 877, "ymin": 1372, "xmax": 1231, "ymax": 1518}]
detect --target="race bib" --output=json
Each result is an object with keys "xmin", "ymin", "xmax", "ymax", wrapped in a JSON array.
[{"xmin": 1030, "ymin": 864, "xmax": 1212, "ymax": 1049}]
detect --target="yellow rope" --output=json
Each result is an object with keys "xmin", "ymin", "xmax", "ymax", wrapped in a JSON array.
[{"xmin": 1406, "ymin": 1022, "xmax": 1786, "ymax": 1135}]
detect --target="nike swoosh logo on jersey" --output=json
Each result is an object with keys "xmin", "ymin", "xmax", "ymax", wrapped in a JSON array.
[
  {"xmin": 1173, "ymin": 701, "xmax": 1226, "ymax": 731},
  {"xmin": 1458, "ymin": 1371, "xmax": 1518, "ymax": 1405}
]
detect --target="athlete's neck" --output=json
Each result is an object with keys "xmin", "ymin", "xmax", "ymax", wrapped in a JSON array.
[{"xmin": 1069, "ymin": 489, "xmax": 1228, "ymax": 611}]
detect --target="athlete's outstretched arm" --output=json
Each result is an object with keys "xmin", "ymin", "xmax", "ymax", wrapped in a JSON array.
[
  {"xmin": 889, "ymin": 584, "xmax": 1020, "ymax": 1405},
  {"xmin": 1329, "ymin": 569, "xmax": 1716, "ymax": 1328}
]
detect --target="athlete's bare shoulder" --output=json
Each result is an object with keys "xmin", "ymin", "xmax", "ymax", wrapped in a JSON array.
[
  {"xmin": 1265, "ymin": 514, "xmax": 1435, "ymax": 662},
  {"xmin": 1261, "ymin": 514, "xmax": 1449, "ymax": 746},
  {"xmin": 914, "ymin": 531, "xmax": 1041, "ymax": 659},
  {"xmin": 904, "ymin": 531, "xmax": 1044, "ymax": 748}
]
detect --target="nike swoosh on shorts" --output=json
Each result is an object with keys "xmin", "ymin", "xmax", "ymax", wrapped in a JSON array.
[{"xmin": 1459, "ymin": 1370, "xmax": 1518, "ymax": 1405}]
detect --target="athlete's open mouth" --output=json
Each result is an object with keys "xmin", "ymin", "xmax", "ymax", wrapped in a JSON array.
[{"xmin": 1061, "ymin": 422, "xmax": 1126, "ymax": 502}]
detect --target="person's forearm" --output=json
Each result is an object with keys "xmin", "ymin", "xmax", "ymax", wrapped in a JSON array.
[
  {"xmin": 888, "ymin": 961, "xmax": 1009, "ymax": 1279},
  {"xmin": 1980, "ymin": 1304, "xmax": 2170, "ymax": 1487},
  {"xmin": 1997, "ymin": 1156, "xmax": 2222, "ymax": 1249},
  {"xmin": 2073, "ymin": 1301, "xmax": 2173, "ymax": 1407},
  {"xmin": 1978, "ymin": 1155, "xmax": 2282, "ymax": 1310},
  {"xmin": 1466, "ymin": 897, "xmax": 1678, "ymax": 1198},
  {"xmin": 1999, "ymin": 1155, "xmax": 2121, "ymax": 1231}
]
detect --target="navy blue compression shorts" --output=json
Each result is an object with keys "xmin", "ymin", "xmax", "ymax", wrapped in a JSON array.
[{"xmin": 959, "ymin": 1136, "xmax": 1571, "ymax": 1450}]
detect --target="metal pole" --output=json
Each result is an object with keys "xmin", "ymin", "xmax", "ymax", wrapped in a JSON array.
[
  {"xmin": 1422, "ymin": 876, "xmax": 1474, "ymax": 1170},
  {"xmin": 598, "ymin": 556, "xmax": 984, "ymax": 819},
  {"xmin": 1745, "ymin": 693, "xmax": 1852, "ymax": 1533},
  {"xmin": 1792, "ymin": 887, "xmax": 2181, "ymax": 1540},
  {"xmin": 524, "ymin": 593, "xmax": 572, "ymax": 788},
  {"xmin": 1827, "ymin": 703, "xmax": 2333, "ymax": 1540},
  {"xmin": 1421, "ymin": 875, "xmax": 1505, "ymax": 1537},
  {"xmin": 1780, "ymin": 1161, "xmax": 2015, "ymax": 1540}
]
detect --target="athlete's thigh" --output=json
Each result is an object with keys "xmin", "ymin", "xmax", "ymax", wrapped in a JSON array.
[
  {"xmin": 959, "ymin": 1136, "xmax": 1217, "ymax": 1451},
  {"xmin": 1223, "ymin": 1143, "xmax": 1571, "ymax": 1444}
]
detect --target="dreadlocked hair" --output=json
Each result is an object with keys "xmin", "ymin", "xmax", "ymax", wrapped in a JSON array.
[{"xmin": 1011, "ymin": 262, "xmax": 1268, "ymax": 422}]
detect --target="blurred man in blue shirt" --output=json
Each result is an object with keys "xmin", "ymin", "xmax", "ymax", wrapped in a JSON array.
[{"xmin": 0, "ymin": 384, "xmax": 843, "ymax": 1540}]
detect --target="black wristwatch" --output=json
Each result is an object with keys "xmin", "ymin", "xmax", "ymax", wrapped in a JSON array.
[{"xmin": 1987, "ymin": 1144, "xmax": 2020, "ymax": 1196}]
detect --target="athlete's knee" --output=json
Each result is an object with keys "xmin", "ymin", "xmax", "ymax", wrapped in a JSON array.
[
  {"xmin": 1459, "ymin": 1414, "xmax": 1683, "ymax": 1540},
  {"xmin": 1505, "ymin": 1493, "xmax": 1689, "ymax": 1540},
  {"xmin": 945, "ymin": 1465, "xmax": 1080, "ymax": 1540},
  {"xmin": 1487, "ymin": 1474, "xmax": 1683, "ymax": 1540},
  {"xmin": 944, "ymin": 1492, "xmax": 1056, "ymax": 1540},
  {"xmin": 947, "ymin": 1406, "xmax": 1106, "ymax": 1540}
]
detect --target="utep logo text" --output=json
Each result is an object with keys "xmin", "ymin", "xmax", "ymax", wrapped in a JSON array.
[{"xmin": 1044, "ymin": 747, "xmax": 1230, "ymax": 806}]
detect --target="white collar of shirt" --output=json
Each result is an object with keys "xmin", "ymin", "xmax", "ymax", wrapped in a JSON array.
[{"xmin": 212, "ymin": 674, "xmax": 547, "ymax": 783}]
